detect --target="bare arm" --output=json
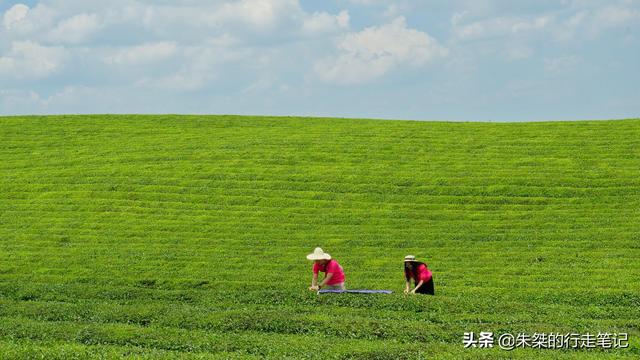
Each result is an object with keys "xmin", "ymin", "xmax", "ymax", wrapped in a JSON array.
[
  {"xmin": 404, "ymin": 280, "xmax": 411, "ymax": 294},
  {"xmin": 319, "ymin": 272, "xmax": 333, "ymax": 287},
  {"xmin": 404, "ymin": 270, "xmax": 412, "ymax": 294},
  {"xmin": 411, "ymin": 280, "xmax": 424, "ymax": 294},
  {"xmin": 309, "ymin": 273, "xmax": 319, "ymax": 291}
]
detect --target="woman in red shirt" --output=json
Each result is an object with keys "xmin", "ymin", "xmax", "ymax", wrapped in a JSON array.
[
  {"xmin": 306, "ymin": 247, "xmax": 346, "ymax": 291},
  {"xmin": 404, "ymin": 255, "xmax": 434, "ymax": 295}
]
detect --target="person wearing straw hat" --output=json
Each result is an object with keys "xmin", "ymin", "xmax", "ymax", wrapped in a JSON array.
[
  {"xmin": 307, "ymin": 247, "xmax": 346, "ymax": 291},
  {"xmin": 404, "ymin": 255, "xmax": 435, "ymax": 295}
]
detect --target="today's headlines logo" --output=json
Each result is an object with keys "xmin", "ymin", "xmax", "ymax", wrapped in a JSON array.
[{"xmin": 463, "ymin": 331, "xmax": 629, "ymax": 350}]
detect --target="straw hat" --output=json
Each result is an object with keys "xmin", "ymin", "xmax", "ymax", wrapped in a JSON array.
[
  {"xmin": 404, "ymin": 255, "xmax": 417, "ymax": 262},
  {"xmin": 306, "ymin": 247, "xmax": 331, "ymax": 260}
]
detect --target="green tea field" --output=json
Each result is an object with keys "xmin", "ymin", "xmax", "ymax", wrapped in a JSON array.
[{"xmin": 1, "ymin": 115, "xmax": 639, "ymax": 359}]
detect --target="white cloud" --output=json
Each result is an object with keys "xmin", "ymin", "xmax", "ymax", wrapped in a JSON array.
[
  {"xmin": 38, "ymin": 85, "xmax": 129, "ymax": 113},
  {"xmin": 48, "ymin": 13, "xmax": 102, "ymax": 44},
  {"xmin": 347, "ymin": 0, "xmax": 376, "ymax": 5},
  {"xmin": 302, "ymin": 10, "xmax": 349, "ymax": 34},
  {"xmin": 505, "ymin": 45, "xmax": 533, "ymax": 60},
  {"xmin": 593, "ymin": 5, "xmax": 640, "ymax": 27},
  {"xmin": 2, "ymin": 3, "xmax": 58, "ymax": 36},
  {"xmin": 544, "ymin": 55, "xmax": 579, "ymax": 74},
  {"xmin": 0, "ymin": 89, "xmax": 42, "ymax": 110},
  {"xmin": 382, "ymin": 3, "xmax": 411, "ymax": 19},
  {"xmin": 450, "ymin": 1, "xmax": 640, "ymax": 45},
  {"xmin": 134, "ymin": 43, "xmax": 252, "ymax": 92},
  {"xmin": 551, "ymin": 11, "xmax": 587, "ymax": 42},
  {"xmin": 345, "ymin": 0, "xmax": 403, "ymax": 6},
  {"xmin": 104, "ymin": 42, "xmax": 178, "ymax": 65},
  {"xmin": 343, "ymin": 0, "xmax": 411, "ymax": 19},
  {"xmin": 138, "ymin": 73, "xmax": 211, "ymax": 92},
  {"xmin": 0, "ymin": 41, "xmax": 68, "ymax": 79},
  {"xmin": 549, "ymin": 4, "xmax": 640, "ymax": 42},
  {"xmin": 3, "ymin": 3, "xmax": 29, "ymax": 30},
  {"xmin": 188, "ymin": 0, "xmax": 303, "ymax": 31},
  {"xmin": 315, "ymin": 17, "xmax": 448, "ymax": 84},
  {"xmin": 451, "ymin": 11, "xmax": 468, "ymax": 26},
  {"xmin": 2, "ymin": 1, "xmax": 352, "ymax": 45},
  {"xmin": 453, "ymin": 15, "xmax": 553, "ymax": 41},
  {"xmin": 42, "ymin": 85, "xmax": 93, "ymax": 107}
]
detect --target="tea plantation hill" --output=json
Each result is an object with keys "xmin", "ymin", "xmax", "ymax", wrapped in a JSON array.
[{"xmin": 0, "ymin": 115, "xmax": 638, "ymax": 358}]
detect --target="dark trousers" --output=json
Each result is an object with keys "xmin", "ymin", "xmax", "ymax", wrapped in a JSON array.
[{"xmin": 415, "ymin": 277, "xmax": 435, "ymax": 295}]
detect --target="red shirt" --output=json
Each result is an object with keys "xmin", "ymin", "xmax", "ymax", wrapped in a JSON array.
[
  {"xmin": 313, "ymin": 259, "xmax": 345, "ymax": 285},
  {"xmin": 405, "ymin": 263, "xmax": 432, "ymax": 282}
]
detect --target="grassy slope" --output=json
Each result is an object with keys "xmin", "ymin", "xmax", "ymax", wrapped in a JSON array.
[{"xmin": 0, "ymin": 115, "xmax": 639, "ymax": 359}]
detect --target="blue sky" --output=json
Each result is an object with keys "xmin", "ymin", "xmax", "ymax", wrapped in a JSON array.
[{"xmin": 1, "ymin": 0, "xmax": 638, "ymax": 121}]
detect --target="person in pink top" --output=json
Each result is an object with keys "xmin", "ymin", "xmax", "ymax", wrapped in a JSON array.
[
  {"xmin": 306, "ymin": 247, "xmax": 346, "ymax": 291},
  {"xmin": 404, "ymin": 255, "xmax": 435, "ymax": 295}
]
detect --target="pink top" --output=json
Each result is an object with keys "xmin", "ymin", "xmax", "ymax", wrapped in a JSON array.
[
  {"xmin": 405, "ymin": 263, "xmax": 432, "ymax": 282},
  {"xmin": 313, "ymin": 259, "xmax": 345, "ymax": 285}
]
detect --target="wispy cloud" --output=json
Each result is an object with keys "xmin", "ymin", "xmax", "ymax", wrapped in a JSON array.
[
  {"xmin": 315, "ymin": 17, "xmax": 447, "ymax": 84},
  {"xmin": 0, "ymin": 40, "xmax": 68, "ymax": 78}
]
